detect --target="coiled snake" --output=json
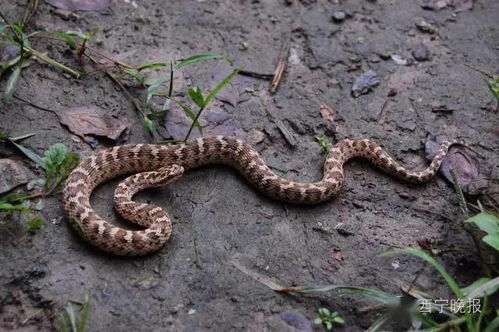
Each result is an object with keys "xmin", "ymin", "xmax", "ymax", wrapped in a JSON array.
[{"xmin": 63, "ymin": 136, "xmax": 459, "ymax": 256}]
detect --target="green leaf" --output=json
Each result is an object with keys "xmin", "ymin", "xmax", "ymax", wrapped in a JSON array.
[
  {"xmin": 3, "ymin": 62, "xmax": 21, "ymax": 100},
  {"xmin": 27, "ymin": 216, "xmax": 43, "ymax": 232},
  {"xmin": 43, "ymin": 143, "xmax": 68, "ymax": 173},
  {"xmin": 382, "ymin": 248, "xmax": 464, "ymax": 298},
  {"xmin": 176, "ymin": 101, "xmax": 202, "ymax": 134},
  {"xmin": 142, "ymin": 115, "xmax": 154, "ymax": 135},
  {"xmin": 0, "ymin": 201, "xmax": 30, "ymax": 212},
  {"xmin": 320, "ymin": 308, "xmax": 330, "ymax": 316},
  {"xmin": 45, "ymin": 31, "xmax": 76, "ymax": 48},
  {"xmin": 187, "ymin": 86, "xmax": 205, "ymax": 108},
  {"xmin": 10, "ymin": 140, "xmax": 44, "ymax": 167},
  {"xmin": 77, "ymin": 294, "xmax": 90, "ymax": 332},
  {"xmin": 125, "ymin": 68, "xmax": 145, "ymax": 84},
  {"xmin": 146, "ymin": 111, "xmax": 167, "ymax": 121},
  {"xmin": 483, "ymin": 234, "xmax": 499, "ymax": 251},
  {"xmin": 325, "ymin": 321, "xmax": 332, "ymax": 330},
  {"xmin": 204, "ymin": 68, "xmax": 240, "ymax": 106},
  {"xmin": 136, "ymin": 62, "xmax": 168, "ymax": 71},
  {"xmin": 66, "ymin": 27, "xmax": 99, "ymax": 41},
  {"xmin": 488, "ymin": 77, "xmax": 499, "ymax": 101},
  {"xmin": 366, "ymin": 313, "xmax": 390, "ymax": 332},
  {"xmin": 2, "ymin": 192, "xmax": 31, "ymax": 203},
  {"xmin": 466, "ymin": 276, "xmax": 499, "ymax": 299},
  {"xmin": 314, "ymin": 318, "xmax": 322, "ymax": 325},
  {"xmin": 58, "ymin": 152, "xmax": 80, "ymax": 182},
  {"xmin": 484, "ymin": 314, "xmax": 499, "ymax": 332},
  {"xmin": 175, "ymin": 53, "xmax": 231, "ymax": 69},
  {"xmin": 336, "ymin": 286, "xmax": 400, "ymax": 306},
  {"xmin": 466, "ymin": 212, "xmax": 499, "ymax": 235},
  {"xmin": 145, "ymin": 78, "xmax": 167, "ymax": 104},
  {"xmin": 333, "ymin": 317, "xmax": 345, "ymax": 324},
  {"xmin": 0, "ymin": 25, "xmax": 9, "ymax": 34},
  {"xmin": 462, "ymin": 278, "xmax": 499, "ymax": 298}
]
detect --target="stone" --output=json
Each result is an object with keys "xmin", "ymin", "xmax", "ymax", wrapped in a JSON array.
[
  {"xmin": 352, "ymin": 70, "xmax": 379, "ymax": 97},
  {"xmin": 332, "ymin": 11, "xmax": 346, "ymax": 23},
  {"xmin": 412, "ymin": 44, "xmax": 431, "ymax": 61},
  {"xmin": 0, "ymin": 159, "xmax": 35, "ymax": 194}
]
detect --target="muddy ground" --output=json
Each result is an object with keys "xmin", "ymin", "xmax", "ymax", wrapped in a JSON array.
[{"xmin": 0, "ymin": 0, "xmax": 498, "ymax": 331}]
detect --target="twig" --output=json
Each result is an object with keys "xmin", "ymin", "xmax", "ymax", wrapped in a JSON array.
[
  {"xmin": 13, "ymin": 94, "xmax": 60, "ymax": 117},
  {"xmin": 25, "ymin": 46, "xmax": 81, "ymax": 78},
  {"xmin": 464, "ymin": 63, "xmax": 494, "ymax": 79},
  {"xmin": 36, "ymin": 34, "xmax": 133, "ymax": 69},
  {"xmin": 85, "ymin": 53, "xmax": 146, "ymax": 119},
  {"xmin": 269, "ymin": 39, "xmax": 289, "ymax": 94},
  {"xmin": 21, "ymin": 0, "xmax": 40, "ymax": 27},
  {"xmin": 0, "ymin": 10, "xmax": 21, "ymax": 40},
  {"xmin": 183, "ymin": 106, "xmax": 205, "ymax": 142},
  {"xmin": 239, "ymin": 69, "xmax": 274, "ymax": 80},
  {"xmin": 22, "ymin": 308, "xmax": 43, "ymax": 325}
]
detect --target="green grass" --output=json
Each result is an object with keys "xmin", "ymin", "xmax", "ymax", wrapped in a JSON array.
[{"xmin": 1, "ymin": 4, "xmax": 239, "ymax": 140}]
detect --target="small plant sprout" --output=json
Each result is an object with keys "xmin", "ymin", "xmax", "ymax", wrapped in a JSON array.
[
  {"xmin": 56, "ymin": 294, "xmax": 90, "ymax": 332},
  {"xmin": 315, "ymin": 135, "xmax": 331, "ymax": 155},
  {"xmin": 314, "ymin": 308, "xmax": 345, "ymax": 331}
]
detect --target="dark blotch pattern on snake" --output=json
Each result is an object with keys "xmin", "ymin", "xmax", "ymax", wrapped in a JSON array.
[{"xmin": 63, "ymin": 136, "xmax": 460, "ymax": 256}]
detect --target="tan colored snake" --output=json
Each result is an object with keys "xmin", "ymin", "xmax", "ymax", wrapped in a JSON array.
[{"xmin": 63, "ymin": 136, "xmax": 459, "ymax": 256}]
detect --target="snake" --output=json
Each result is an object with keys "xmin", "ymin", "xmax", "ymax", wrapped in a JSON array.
[{"xmin": 63, "ymin": 135, "xmax": 460, "ymax": 256}]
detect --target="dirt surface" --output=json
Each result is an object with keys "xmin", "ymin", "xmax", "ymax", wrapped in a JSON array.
[{"xmin": 1, "ymin": 0, "xmax": 498, "ymax": 331}]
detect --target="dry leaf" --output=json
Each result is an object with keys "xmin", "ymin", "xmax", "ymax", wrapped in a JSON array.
[
  {"xmin": 45, "ymin": 0, "xmax": 111, "ymax": 12},
  {"xmin": 319, "ymin": 103, "xmax": 336, "ymax": 132},
  {"xmin": 464, "ymin": 179, "xmax": 499, "ymax": 212},
  {"xmin": 425, "ymin": 136, "xmax": 491, "ymax": 186},
  {"xmin": 60, "ymin": 106, "xmax": 129, "ymax": 142}
]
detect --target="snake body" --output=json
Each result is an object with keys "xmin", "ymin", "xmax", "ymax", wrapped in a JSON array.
[{"xmin": 63, "ymin": 136, "xmax": 458, "ymax": 256}]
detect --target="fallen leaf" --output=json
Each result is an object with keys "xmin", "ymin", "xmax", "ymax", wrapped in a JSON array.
[
  {"xmin": 464, "ymin": 179, "xmax": 499, "ymax": 212},
  {"xmin": 425, "ymin": 136, "xmax": 491, "ymax": 186},
  {"xmin": 60, "ymin": 106, "xmax": 129, "ymax": 142},
  {"xmin": 45, "ymin": 0, "xmax": 111, "ymax": 12}
]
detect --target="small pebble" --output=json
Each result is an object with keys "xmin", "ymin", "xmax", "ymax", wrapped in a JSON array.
[
  {"xmin": 412, "ymin": 44, "xmax": 431, "ymax": 61},
  {"xmin": 351, "ymin": 70, "xmax": 379, "ymax": 98},
  {"xmin": 332, "ymin": 11, "xmax": 346, "ymax": 22},
  {"xmin": 415, "ymin": 19, "xmax": 437, "ymax": 34}
]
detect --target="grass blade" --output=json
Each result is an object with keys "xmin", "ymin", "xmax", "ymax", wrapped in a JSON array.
[
  {"xmin": 366, "ymin": 312, "xmax": 390, "ymax": 332},
  {"xmin": 3, "ymin": 63, "xmax": 21, "ymax": 100},
  {"xmin": 77, "ymin": 294, "xmax": 90, "ymax": 332},
  {"xmin": 175, "ymin": 100, "xmax": 202, "ymax": 133},
  {"xmin": 11, "ymin": 140, "xmax": 44, "ymax": 167},
  {"xmin": 484, "ymin": 313, "xmax": 499, "ymax": 332},
  {"xmin": 335, "ymin": 287, "xmax": 400, "ymax": 306},
  {"xmin": 175, "ymin": 53, "xmax": 230, "ymax": 69},
  {"xmin": 382, "ymin": 248, "xmax": 464, "ymax": 298},
  {"xmin": 466, "ymin": 276, "xmax": 499, "ymax": 299},
  {"xmin": 203, "ymin": 68, "xmax": 240, "ymax": 106}
]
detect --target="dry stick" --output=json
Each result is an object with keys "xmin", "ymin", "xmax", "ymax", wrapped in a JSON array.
[
  {"xmin": 269, "ymin": 39, "xmax": 290, "ymax": 94},
  {"xmin": 85, "ymin": 54, "xmax": 146, "ymax": 119},
  {"xmin": 21, "ymin": 0, "xmax": 39, "ymax": 27},
  {"xmin": 13, "ymin": 94, "xmax": 60, "ymax": 117},
  {"xmin": 238, "ymin": 69, "xmax": 274, "ymax": 80},
  {"xmin": 36, "ymin": 34, "xmax": 133, "ymax": 70}
]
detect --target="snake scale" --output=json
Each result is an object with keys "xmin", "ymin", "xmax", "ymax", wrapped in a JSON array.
[{"xmin": 63, "ymin": 135, "xmax": 459, "ymax": 256}]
